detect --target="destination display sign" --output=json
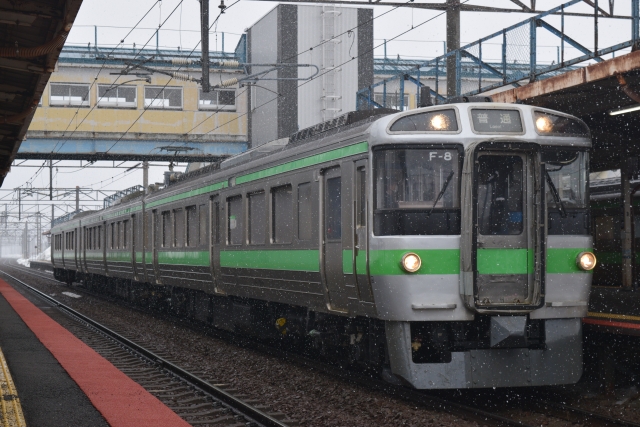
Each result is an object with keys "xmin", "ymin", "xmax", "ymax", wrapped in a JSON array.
[{"xmin": 471, "ymin": 109, "xmax": 523, "ymax": 133}]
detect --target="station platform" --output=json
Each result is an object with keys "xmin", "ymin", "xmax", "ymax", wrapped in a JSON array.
[
  {"xmin": 584, "ymin": 286, "xmax": 640, "ymax": 336},
  {"xmin": 0, "ymin": 277, "xmax": 190, "ymax": 427},
  {"xmin": 28, "ymin": 260, "xmax": 52, "ymax": 272}
]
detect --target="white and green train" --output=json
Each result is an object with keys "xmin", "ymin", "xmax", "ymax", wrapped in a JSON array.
[{"xmin": 51, "ymin": 101, "xmax": 595, "ymax": 389}]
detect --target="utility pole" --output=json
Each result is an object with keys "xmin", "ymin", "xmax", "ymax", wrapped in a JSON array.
[
  {"xmin": 143, "ymin": 160, "xmax": 149, "ymax": 193},
  {"xmin": 200, "ymin": 0, "xmax": 211, "ymax": 92},
  {"xmin": 49, "ymin": 159, "xmax": 53, "ymax": 200},
  {"xmin": 51, "ymin": 204, "xmax": 55, "ymax": 228},
  {"xmin": 76, "ymin": 186, "xmax": 80, "ymax": 212},
  {"xmin": 446, "ymin": 0, "xmax": 460, "ymax": 97}
]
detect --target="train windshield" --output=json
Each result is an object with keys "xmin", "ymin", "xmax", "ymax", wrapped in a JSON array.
[
  {"xmin": 543, "ymin": 150, "xmax": 588, "ymax": 210},
  {"xmin": 374, "ymin": 148, "xmax": 460, "ymax": 236}
]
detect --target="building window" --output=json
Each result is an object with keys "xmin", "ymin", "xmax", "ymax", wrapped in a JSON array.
[
  {"xmin": 198, "ymin": 89, "xmax": 236, "ymax": 111},
  {"xmin": 50, "ymin": 83, "xmax": 90, "ymax": 107},
  {"xmin": 144, "ymin": 86, "xmax": 182, "ymax": 109},
  {"xmin": 298, "ymin": 183, "xmax": 312, "ymax": 241},
  {"xmin": 227, "ymin": 196, "xmax": 243, "ymax": 245},
  {"xmin": 248, "ymin": 192, "xmax": 266, "ymax": 245},
  {"xmin": 272, "ymin": 185, "xmax": 293, "ymax": 244},
  {"xmin": 98, "ymin": 85, "xmax": 137, "ymax": 108}
]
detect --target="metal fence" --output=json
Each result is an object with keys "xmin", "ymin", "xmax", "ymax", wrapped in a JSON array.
[{"xmin": 357, "ymin": 0, "xmax": 640, "ymax": 110}]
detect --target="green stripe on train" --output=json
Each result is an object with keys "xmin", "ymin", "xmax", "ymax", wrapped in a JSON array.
[
  {"xmin": 220, "ymin": 250, "xmax": 320, "ymax": 271},
  {"xmin": 477, "ymin": 248, "xmax": 533, "ymax": 275},
  {"xmin": 236, "ymin": 142, "xmax": 368, "ymax": 184},
  {"xmin": 369, "ymin": 249, "xmax": 461, "ymax": 275}
]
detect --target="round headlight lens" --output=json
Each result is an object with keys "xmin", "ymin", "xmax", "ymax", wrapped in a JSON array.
[
  {"xmin": 430, "ymin": 114, "xmax": 449, "ymax": 131},
  {"xmin": 401, "ymin": 253, "xmax": 422, "ymax": 273},
  {"xmin": 577, "ymin": 252, "xmax": 597, "ymax": 271},
  {"xmin": 535, "ymin": 116, "xmax": 553, "ymax": 133}
]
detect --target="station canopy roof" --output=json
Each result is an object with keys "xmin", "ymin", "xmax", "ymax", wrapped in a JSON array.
[
  {"xmin": 0, "ymin": 0, "xmax": 84, "ymax": 187},
  {"xmin": 492, "ymin": 49, "xmax": 640, "ymax": 172}
]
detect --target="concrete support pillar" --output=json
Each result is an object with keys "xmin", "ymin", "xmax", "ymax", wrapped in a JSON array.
[{"xmin": 446, "ymin": 0, "xmax": 460, "ymax": 97}]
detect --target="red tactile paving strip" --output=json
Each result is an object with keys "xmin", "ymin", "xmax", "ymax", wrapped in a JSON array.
[{"xmin": 0, "ymin": 278, "xmax": 190, "ymax": 427}]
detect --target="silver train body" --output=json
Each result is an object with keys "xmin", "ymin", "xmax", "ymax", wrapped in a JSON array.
[{"xmin": 51, "ymin": 102, "xmax": 593, "ymax": 389}]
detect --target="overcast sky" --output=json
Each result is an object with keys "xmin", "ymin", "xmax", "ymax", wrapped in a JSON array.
[{"xmin": 3, "ymin": 0, "xmax": 634, "ymax": 222}]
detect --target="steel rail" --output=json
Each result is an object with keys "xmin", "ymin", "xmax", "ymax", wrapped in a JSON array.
[{"xmin": 0, "ymin": 268, "xmax": 290, "ymax": 427}]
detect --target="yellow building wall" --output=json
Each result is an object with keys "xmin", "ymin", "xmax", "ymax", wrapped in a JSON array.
[{"xmin": 30, "ymin": 67, "xmax": 247, "ymax": 138}]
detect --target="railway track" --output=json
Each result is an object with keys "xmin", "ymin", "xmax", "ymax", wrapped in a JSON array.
[
  {"xmin": 6, "ymin": 261, "xmax": 640, "ymax": 427},
  {"xmin": 0, "ymin": 266, "xmax": 296, "ymax": 427}
]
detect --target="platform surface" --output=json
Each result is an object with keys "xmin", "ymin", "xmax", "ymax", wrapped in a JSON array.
[
  {"xmin": 0, "ymin": 277, "xmax": 190, "ymax": 427},
  {"xmin": 585, "ymin": 286, "xmax": 640, "ymax": 335}
]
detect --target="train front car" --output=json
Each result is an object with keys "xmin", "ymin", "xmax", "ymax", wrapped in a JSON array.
[{"xmin": 369, "ymin": 103, "xmax": 593, "ymax": 388}]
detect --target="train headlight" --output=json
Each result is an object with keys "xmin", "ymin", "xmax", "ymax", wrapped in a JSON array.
[
  {"xmin": 577, "ymin": 252, "xmax": 597, "ymax": 271},
  {"xmin": 535, "ymin": 115, "xmax": 553, "ymax": 133},
  {"xmin": 430, "ymin": 114, "xmax": 448, "ymax": 131},
  {"xmin": 401, "ymin": 253, "xmax": 422, "ymax": 273}
]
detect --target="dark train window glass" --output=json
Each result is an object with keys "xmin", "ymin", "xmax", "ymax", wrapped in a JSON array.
[
  {"xmin": 186, "ymin": 206, "xmax": 197, "ymax": 247},
  {"xmin": 272, "ymin": 185, "xmax": 293, "ymax": 244},
  {"xmin": 477, "ymin": 155, "xmax": 524, "ymax": 235},
  {"xmin": 389, "ymin": 109, "xmax": 458, "ymax": 132},
  {"xmin": 174, "ymin": 209, "xmax": 185, "ymax": 247},
  {"xmin": 228, "ymin": 196, "xmax": 243, "ymax": 245},
  {"xmin": 199, "ymin": 204, "xmax": 208, "ymax": 245},
  {"xmin": 543, "ymin": 151, "xmax": 588, "ymax": 210},
  {"xmin": 117, "ymin": 222, "xmax": 122, "ymax": 249},
  {"xmin": 325, "ymin": 177, "xmax": 342, "ymax": 240},
  {"xmin": 357, "ymin": 167, "xmax": 366, "ymax": 228},
  {"xmin": 249, "ymin": 192, "xmax": 266, "ymax": 245},
  {"xmin": 298, "ymin": 183, "xmax": 312, "ymax": 241},
  {"xmin": 375, "ymin": 149, "xmax": 459, "ymax": 210},
  {"xmin": 211, "ymin": 202, "xmax": 219, "ymax": 244},
  {"xmin": 145, "ymin": 213, "xmax": 152, "ymax": 249},
  {"xmin": 123, "ymin": 220, "xmax": 128, "ymax": 249},
  {"xmin": 162, "ymin": 211, "xmax": 171, "ymax": 247},
  {"xmin": 98, "ymin": 226, "xmax": 101, "ymax": 249},
  {"xmin": 110, "ymin": 224, "xmax": 115, "ymax": 249}
]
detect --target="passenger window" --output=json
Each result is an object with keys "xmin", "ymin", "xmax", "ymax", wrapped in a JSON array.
[
  {"xmin": 145, "ymin": 213, "xmax": 152, "ymax": 249},
  {"xmin": 199, "ymin": 204, "xmax": 208, "ymax": 245},
  {"xmin": 297, "ymin": 183, "xmax": 312, "ymax": 241},
  {"xmin": 325, "ymin": 177, "xmax": 342, "ymax": 240},
  {"xmin": 98, "ymin": 226, "xmax": 101, "ymax": 249},
  {"xmin": 249, "ymin": 192, "xmax": 266, "ymax": 245},
  {"xmin": 272, "ymin": 185, "xmax": 293, "ymax": 244},
  {"xmin": 477, "ymin": 155, "xmax": 524, "ymax": 236},
  {"xmin": 174, "ymin": 209, "xmax": 185, "ymax": 247},
  {"xmin": 162, "ymin": 211, "xmax": 171, "ymax": 247},
  {"xmin": 227, "ymin": 196, "xmax": 243, "ymax": 245},
  {"xmin": 186, "ymin": 206, "xmax": 198, "ymax": 247},
  {"xmin": 111, "ymin": 224, "xmax": 115, "ymax": 249},
  {"xmin": 212, "ymin": 202, "xmax": 220, "ymax": 244},
  {"xmin": 123, "ymin": 220, "xmax": 128, "ymax": 249},
  {"xmin": 357, "ymin": 167, "xmax": 366, "ymax": 228}
]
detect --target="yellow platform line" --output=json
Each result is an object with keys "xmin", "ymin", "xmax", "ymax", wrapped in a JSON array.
[
  {"xmin": 0, "ymin": 347, "xmax": 26, "ymax": 427},
  {"xmin": 587, "ymin": 311, "xmax": 640, "ymax": 322}
]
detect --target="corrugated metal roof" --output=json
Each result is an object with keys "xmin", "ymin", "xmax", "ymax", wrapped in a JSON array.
[{"xmin": 0, "ymin": 0, "xmax": 85, "ymax": 187}]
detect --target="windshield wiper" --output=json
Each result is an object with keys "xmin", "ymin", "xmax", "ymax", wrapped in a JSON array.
[
  {"xmin": 427, "ymin": 170, "xmax": 455, "ymax": 217},
  {"xmin": 545, "ymin": 169, "xmax": 567, "ymax": 218}
]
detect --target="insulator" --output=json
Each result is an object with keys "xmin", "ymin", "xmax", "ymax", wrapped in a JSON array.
[
  {"xmin": 171, "ymin": 72, "xmax": 194, "ymax": 81},
  {"xmin": 220, "ymin": 60, "xmax": 240, "ymax": 67},
  {"xmin": 171, "ymin": 58, "xmax": 193, "ymax": 65},
  {"xmin": 219, "ymin": 77, "xmax": 238, "ymax": 88}
]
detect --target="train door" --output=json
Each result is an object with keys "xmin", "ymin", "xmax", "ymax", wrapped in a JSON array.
[
  {"xmin": 209, "ymin": 195, "xmax": 222, "ymax": 294},
  {"xmin": 131, "ymin": 214, "xmax": 137, "ymax": 280},
  {"xmin": 353, "ymin": 160, "xmax": 374, "ymax": 302},
  {"xmin": 472, "ymin": 149, "xmax": 543, "ymax": 309},
  {"xmin": 321, "ymin": 167, "xmax": 349, "ymax": 312}
]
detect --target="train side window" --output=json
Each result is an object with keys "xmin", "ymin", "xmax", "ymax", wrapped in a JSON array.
[
  {"xmin": 145, "ymin": 213, "xmax": 152, "ymax": 249},
  {"xmin": 357, "ymin": 167, "xmax": 366, "ymax": 228},
  {"xmin": 162, "ymin": 211, "xmax": 171, "ymax": 247},
  {"xmin": 98, "ymin": 226, "xmax": 101, "ymax": 249},
  {"xmin": 211, "ymin": 202, "xmax": 220, "ymax": 244},
  {"xmin": 272, "ymin": 185, "xmax": 293, "ymax": 244},
  {"xmin": 123, "ymin": 220, "xmax": 128, "ymax": 249},
  {"xmin": 199, "ymin": 204, "xmax": 208, "ymax": 245},
  {"xmin": 174, "ymin": 208, "xmax": 185, "ymax": 247},
  {"xmin": 325, "ymin": 177, "xmax": 342, "ymax": 240},
  {"xmin": 227, "ymin": 196, "xmax": 243, "ymax": 245},
  {"xmin": 298, "ymin": 183, "xmax": 312, "ymax": 241},
  {"xmin": 249, "ymin": 192, "xmax": 266, "ymax": 245},
  {"xmin": 186, "ymin": 206, "xmax": 198, "ymax": 247}
]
